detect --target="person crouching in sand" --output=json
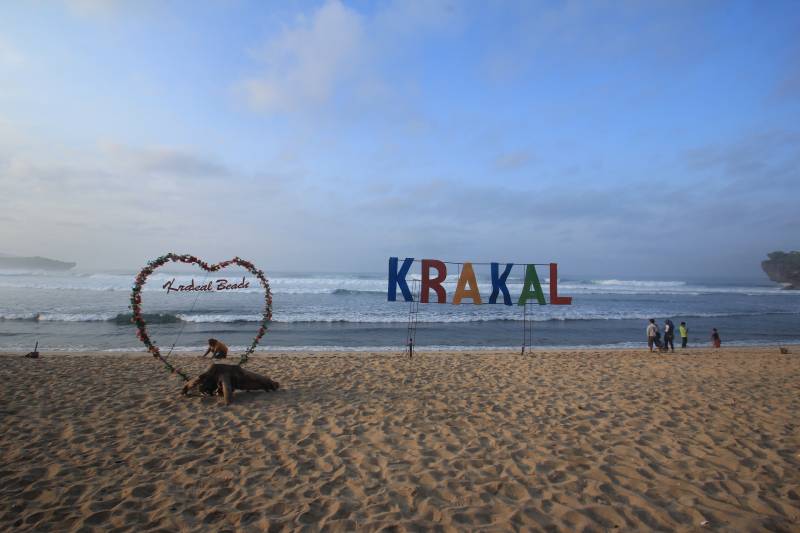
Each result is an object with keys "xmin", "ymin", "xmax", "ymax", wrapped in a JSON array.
[{"xmin": 202, "ymin": 338, "xmax": 228, "ymax": 359}]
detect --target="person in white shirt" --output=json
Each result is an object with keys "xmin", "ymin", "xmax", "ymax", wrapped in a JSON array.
[{"xmin": 646, "ymin": 319, "xmax": 659, "ymax": 352}]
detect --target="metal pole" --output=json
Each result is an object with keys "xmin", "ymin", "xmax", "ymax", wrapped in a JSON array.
[
  {"xmin": 407, "ymin": 282, "xmax": 413, "ymax": 358},
  {"xmin": 521, "ymin": 303, "xmax": 526, "ymax": 355},
  {"xmin": 407, "ymin": 279, "xmax": 420, "ymax": 359},
  {"xmin": 527, "ymin": 305, "xmax": 532, "ymax": 355},
  {"xmin": 412, "ymin": 280, "xmax": 421, "ymax": 358}
]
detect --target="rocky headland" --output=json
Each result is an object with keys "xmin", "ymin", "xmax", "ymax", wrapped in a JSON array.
[
  {"xmin": 0, "ymin": 254, "xmax": 76, "ymax": 271},
  {"xmin": 761, "ymin": 251, "xmax": 800, "ymax": 289}
]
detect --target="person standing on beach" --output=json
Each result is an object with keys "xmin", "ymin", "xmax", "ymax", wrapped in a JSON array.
[
  {"xmin": 663, "ymin": 319, "xmax": 675, "ymax": 352},
  {"xmin": 679, "ymin": 321, "xmax": 688, "ymax": 348},
  {"xmin": 711, "ymin": 328, "xmax": 721, "ymax": 348},
  {"xmin": 647, "ymin": 319, "xmax": 658, "ymax": 352}
]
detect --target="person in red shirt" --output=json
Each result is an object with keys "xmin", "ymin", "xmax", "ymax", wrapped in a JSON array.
[{"xmin": 711, "ymin": 328, "xmax": 721, "ymax": 348}]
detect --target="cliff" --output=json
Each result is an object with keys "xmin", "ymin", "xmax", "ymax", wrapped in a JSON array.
[
  {"xmin": 0, "ymin": 255, "xmax": 77, "ymax": 271},
  {"xmin": 761, "ymin": 251, "xmax": 800, "ymax": 289}
]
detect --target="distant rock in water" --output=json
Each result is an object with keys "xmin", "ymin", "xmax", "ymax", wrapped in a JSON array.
[
  {"xmin": 761, "ymin": 251, "xmax": 800, "ymax": 289},
  {"xmin": 0, "ymin": 255, "xmax": 76, "ymax": 271}
]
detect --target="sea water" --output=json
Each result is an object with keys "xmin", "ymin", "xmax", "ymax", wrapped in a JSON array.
[{"xmin": 1, "ymin": 269, "xmax": 799, "ymax": 352}]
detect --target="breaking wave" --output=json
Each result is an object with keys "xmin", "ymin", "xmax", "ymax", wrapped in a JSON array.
[
  {"xmin": 587, "ymin": 279, "xmax": 687, "ymax": 287},
  {"xmin": 2, "ymin": 310, "xmax": 798, "ymax": 324},
  {"xmin": 1, "ymin": 270, "xmax": 795, "ymax": 296}
]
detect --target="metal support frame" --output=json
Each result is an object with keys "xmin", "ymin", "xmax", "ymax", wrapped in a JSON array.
[
  {"xmin": 406, "ymin": 279, "xmax": 420, "ymax": 358},
  {"xmin": 400, "ymin": 261, "xmax": 548, "ymax": 356},
  {"xmin": 521, "ymin": 303, "xmax": 533, "ymax": 355}
]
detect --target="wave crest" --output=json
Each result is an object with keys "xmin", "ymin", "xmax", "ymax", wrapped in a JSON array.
[
  {"xmin": 589, "ymin": 279, "xmax": 687, "ymax": 287},
  {"xmin": 2, "ymin": 310, "xmax": 798, "ymax": 324}
]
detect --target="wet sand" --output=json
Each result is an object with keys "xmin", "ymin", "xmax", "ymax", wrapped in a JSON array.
[{"xmin": 1, "ymin": 347, "xmax": 799, "ymax": 531}]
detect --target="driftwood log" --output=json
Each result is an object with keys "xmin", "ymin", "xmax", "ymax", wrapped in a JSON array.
[{"xmin": 182, "ymin": 363, "xmax": 279, "ymax": 405}]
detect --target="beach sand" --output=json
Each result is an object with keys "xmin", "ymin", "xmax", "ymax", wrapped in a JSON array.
[{"xmin": 1, "ymin": 347, "xmax": 799, "ymax": 532}]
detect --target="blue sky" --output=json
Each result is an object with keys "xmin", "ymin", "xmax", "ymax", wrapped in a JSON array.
[{"xmin": 1, "ymin": 0, "xmax": 798, "ymax": 278}]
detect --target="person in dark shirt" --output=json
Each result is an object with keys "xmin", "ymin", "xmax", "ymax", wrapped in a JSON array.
[{"xmin": 663, "ymin": 319, "xmax": 675, "ymax": 352}]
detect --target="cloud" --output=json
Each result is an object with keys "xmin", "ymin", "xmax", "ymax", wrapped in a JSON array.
[
  {"xmin": 62, "ymin": 0, "xmax": 153, "ymax": 18},
  {"xmin": 236, "ymin": 0, "xmax": 462, "ymax": 116},
  {"xmin": 684, "ymin": 130, "xmax": 800, "ymax": 192},
  {"xmin": 774, "ymin": 47, "xmax": 800, "ymax": 101},
  {"xmin": 0, "ymin": 137, "xmax": 288, "ymax": 267},
  {"xmin": 63, "ymin": 0, "xmax": 118, "ymax": 14},
  {"xmin": 331, "ymin": 127, "xmax": 800, "ymax": 276},
  {"xmin": 372, "ymin": 0, "xmax": 463, "ymax": 40},
  {"xmin": 238, "ymin": 0, "xmax": 365, "ymax": 113},
  {"xmin": 493, "ymin": 150, "xmax": 535, "ymax": 171},
  {"xmin": 3, "ymin": 2, "xmax": 798, "ymax": 276},
  {"xmin": 3, "ymin": 125, "xmax": 798, "ymax": 276},
  {"xmin": 102, "ymin": 144, "xmax": 231, "ymax": 179},
  {"xmin": 480, "ymin": 1, "xmax": 708, "ymax": 84},
  {"xmin": 676, "ymin": 131, "xmax": 800, "ymax": 259},
  {"xmin": 776, "ymin": 69, "xmax": 800, "ymax": 100},
  {"xmin": 0, "ymin": 36, "xmax": 24, "ymax": 67}
]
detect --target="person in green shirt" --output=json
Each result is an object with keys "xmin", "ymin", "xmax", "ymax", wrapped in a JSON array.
[{"xmin": 679, "ymin": 321, "xmax": 688, "ymax": 348}]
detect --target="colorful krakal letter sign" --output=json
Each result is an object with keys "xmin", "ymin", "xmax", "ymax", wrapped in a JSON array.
[{"xmin": 387, "ymin": 258, "xmax": 572, "ymax": 306}]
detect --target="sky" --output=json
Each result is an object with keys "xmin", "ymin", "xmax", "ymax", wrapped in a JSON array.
[{"xmin": 1, "ymin": 0, "xmax": 799, "ymax": 278}]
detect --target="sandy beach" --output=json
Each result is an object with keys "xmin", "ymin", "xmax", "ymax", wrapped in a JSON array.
[{"xmin": 1, "ymin": 347, "xmax": 799, "ymax": 532}]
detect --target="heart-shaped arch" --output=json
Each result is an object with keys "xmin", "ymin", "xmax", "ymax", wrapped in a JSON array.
[{"xmin": 130, "ymin": 253, "xmax": 272, "ymax": 380}]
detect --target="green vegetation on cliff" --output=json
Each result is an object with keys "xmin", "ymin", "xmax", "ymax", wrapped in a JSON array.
[{"xmin": 761, "ymin": 251, "xmax": 800, "ymax": 289}]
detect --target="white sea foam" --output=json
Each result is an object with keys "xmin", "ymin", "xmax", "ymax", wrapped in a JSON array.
[
  {"xmin": 589, "ymin": 279, "xmax": 687, "ymax": 287},
  {"xmin": 176, "ymin": 313, "xmax": 262, "ymax": 323},
  {"xmin": 3, "ymin": 309, "xmax": 798, "ymax": 324},
  {"xmin": 1, "ymin": 270, "xmax": 795, "ymax": 297},
  {"xmin": 36, "ymin": 312, "xmax": 116, "ymax": 322},
  {"xmin": 35, "ymin": 338, "xmax": 800, "ymax": 353}
]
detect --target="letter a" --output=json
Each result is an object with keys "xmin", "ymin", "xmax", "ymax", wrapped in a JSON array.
[
  {"xmin": 421, "ymin": 259, "xmax": 447, "ymax": 303},
  {"xmin": 518, "ymin": 264, "xmax": 546, "ymax": 305},
  {"xmin": 388, "ymin": 257, "xmax": 414, "ymax": 302},
  {"xmin": 549, "ymin": 263, "xmax": 572, "ymax": 305},
  {"xmin": 489, "ymin": 262, "xmax": 513, "ymax": 305},
  {"xmin": 453, "ymin": 262, "xmax": 482, "ymax": 305}
]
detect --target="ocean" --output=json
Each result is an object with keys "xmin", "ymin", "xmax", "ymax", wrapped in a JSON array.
[{"xmin": 1, "ymin": 268, "xmax": 799, "ymax": 353}]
